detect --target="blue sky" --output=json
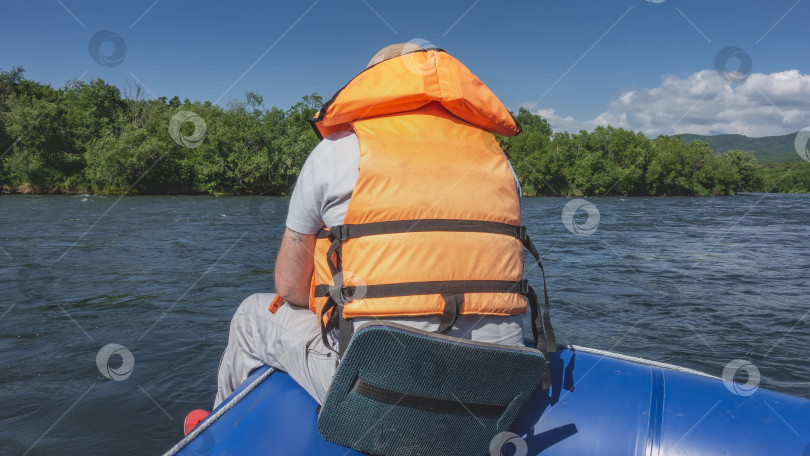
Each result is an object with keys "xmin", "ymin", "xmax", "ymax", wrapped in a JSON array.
[{"xmin": 2, "ymin": 0, "xmax": 808, "ymax": 136}]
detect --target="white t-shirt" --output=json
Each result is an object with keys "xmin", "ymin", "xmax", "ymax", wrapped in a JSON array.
[{"xmin": 286, "ymin": 131, "xmax": 525, "ymax": 346}]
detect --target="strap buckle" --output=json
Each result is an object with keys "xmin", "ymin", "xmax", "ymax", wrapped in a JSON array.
[
  {"xmin": 519, "ymin": 225, "xmax": 527, "ymax": 241},
  {"xmin": 328, "ymin": 278, "xmax": 362, "ymax": 304},
  {"xmin": 329, "ymin": 225, "xmax": 350, "ymax": 241},
  {"xmin": 520, "ymin": 279, "xmax": 529, "ymax": 294}
]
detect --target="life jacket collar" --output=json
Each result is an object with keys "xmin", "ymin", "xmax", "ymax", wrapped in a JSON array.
[{"xmin": 309, "ymin": 49, "xmax": 521, "ymax": 139}]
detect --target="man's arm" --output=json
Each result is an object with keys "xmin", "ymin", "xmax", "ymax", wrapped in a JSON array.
[{"xmin": 274, "ymin": 228, "xmax": 316, "ymax": 307}]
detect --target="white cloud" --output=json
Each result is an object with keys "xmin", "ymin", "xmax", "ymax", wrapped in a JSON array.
[
  {"xmin": 532, "ymin": 108, "xmax": 597, "ymax": 133},
  {"xmin": 535, "ymin": 69, "xmax": 810, "ymax": 137}
]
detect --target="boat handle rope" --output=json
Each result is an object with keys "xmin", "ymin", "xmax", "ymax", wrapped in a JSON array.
[{"xmin": 162, "ymin": 367, "xmax": 277, "ymax": 456}]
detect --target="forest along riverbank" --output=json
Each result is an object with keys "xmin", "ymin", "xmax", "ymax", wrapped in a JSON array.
[{"xmin": 2, "ymin": 67, "xmax": 809, "ymax": 197}]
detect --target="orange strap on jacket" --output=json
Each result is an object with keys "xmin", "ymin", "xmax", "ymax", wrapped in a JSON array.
[{"xmin": 268, "ymin": 294, "xmax": 284, "ymax": 314}]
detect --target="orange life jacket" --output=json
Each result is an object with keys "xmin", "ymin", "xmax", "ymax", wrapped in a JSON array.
[{"xmin": 307, "ymin": 49, "xmax": 554, "ymax": 356}]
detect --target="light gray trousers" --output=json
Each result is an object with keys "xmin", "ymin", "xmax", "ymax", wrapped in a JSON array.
[
  {"xmin": 215, "ymin": 293, "xmax": 524, "ymax": 407},
  {"xmin": 215, "ymin": 293, "xmax": 338, "ymax": 407}
]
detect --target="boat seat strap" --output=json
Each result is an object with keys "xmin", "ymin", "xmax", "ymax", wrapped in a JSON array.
[{"xmin": 351, "ymin": 378, "xmax": 507, "ymax": 417}]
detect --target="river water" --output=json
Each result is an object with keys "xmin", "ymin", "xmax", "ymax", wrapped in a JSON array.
[{"xmin": 1, "ymin": 194, "xmax": 808, "ymax": 455}]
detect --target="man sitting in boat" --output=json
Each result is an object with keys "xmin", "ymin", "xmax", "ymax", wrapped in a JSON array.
[{"xmin": 186, "ymin": 42, "xmax": 531, "ymax": 434}]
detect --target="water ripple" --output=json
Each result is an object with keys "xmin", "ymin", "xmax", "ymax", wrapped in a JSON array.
[{"xmin": 1, "ymin": 194, "xmax": 808, "ymax": 454}]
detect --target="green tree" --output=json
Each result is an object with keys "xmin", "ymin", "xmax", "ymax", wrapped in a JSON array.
[
  {"xmin": 270, "ymin": 94, "xmax": 321, "ymax": 188},
  {"xmin": 720, "ymin": 150, "xmax": 764, "ymax": 192},
  {"xmin": 647, "ymin": 137, "xmax": 728, "ymax": 195},
  {"xmin": 84, "ymin": 119, "xmax": 189, "ymax": 194},
  {"xmin": 568, "ymin": 127, "xmax": 651, "ymax": 196},
  {"xmin": 763, "ymin": 162, "xmax": 810, "ymax": 193},
  {"xmin": 3, "ymin": 93, "xmax": 69, "ymax": 191},
  {"xmin": 499, "ymin": 107, "xmax": 553, "ymax": 195}
]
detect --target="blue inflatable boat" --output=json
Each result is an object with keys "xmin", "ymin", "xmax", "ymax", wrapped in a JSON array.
[{"xmin": 165, "ymin": 345, "xmax": 810, "ymax": 455}]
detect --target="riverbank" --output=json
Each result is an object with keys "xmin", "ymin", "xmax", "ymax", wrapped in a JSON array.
[
  {"xmin": 5, "ymin": 68, "xmax": 808, "ymax": 198},
  {"xmin": 3, "ymin": 182, "xmax": 807, "ymax": 197}
]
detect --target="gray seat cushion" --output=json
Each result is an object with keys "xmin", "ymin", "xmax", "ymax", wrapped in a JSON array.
[{"xmin": 317, "ymin": 321, "xmax": 546, "ymax": 456}]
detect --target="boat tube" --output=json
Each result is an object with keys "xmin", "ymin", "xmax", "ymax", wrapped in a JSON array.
[{"xmin": 165, "ymin": 345, "xmax": 810, "ymax": 455}]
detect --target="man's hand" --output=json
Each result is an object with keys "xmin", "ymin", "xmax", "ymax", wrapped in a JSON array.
[{"xmin": 274, "ymin": 228, "xmax": 316, "ymax": 308}]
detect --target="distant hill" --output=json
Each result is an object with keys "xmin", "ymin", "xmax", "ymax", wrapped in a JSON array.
[{"xmin": 675, "ymin": 132, "xmax": 802, "ymax": 163}]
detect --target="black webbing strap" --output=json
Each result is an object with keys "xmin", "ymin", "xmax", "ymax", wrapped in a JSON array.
[
  {"xmin": 318, "ymin": 234, "xmax": 345, "ymax": 352},
  {"xmin": 319, "ymin": 294, "xmax": 353, "ymax": 359},
  {"xmin": 327, "ymin": 219, "xmax": 525, "ymax": 241},
  {"xmin": 526, "ymin": 284, "xmax": 552, "ymax": 390},
  {"xmin": 326, "ymin": 236, "xmax": 342, "ymax": 278},
  {"xmin": 319, "ymin": 295, "xmax": 337, "ymax": 347},
  {"xmin": 522, "ymin": 233, "xmax": 556, "ymax": 355},
  {"xmin": 527, "ymin": 285, "xmax": 541, "ymax": 354},
  {"xmin": 352, "ymin": 378, "xmax": 507, "ymax": 417},
  {"xmin": 316, "ymin": 227, "xmax": 332, "ymax": 239},
  {"xmin": 336, "ymin": 303, "xmax": 352, "ymax": 359},
  {"xmin": 314, "ymin": 280, "xmax": 528, "ymax": 300},
  {"xmin": 437, "ymin": 293, "xmax": 463, "ymax": 334}
]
